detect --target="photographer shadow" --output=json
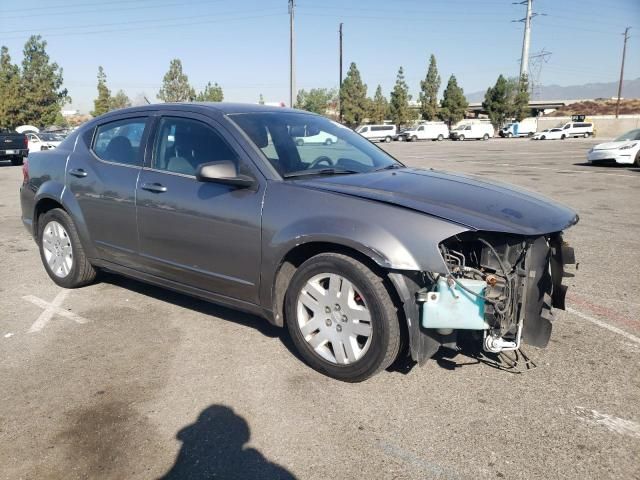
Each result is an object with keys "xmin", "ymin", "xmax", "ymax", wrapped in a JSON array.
[{"xmin": 160, "ymin": 405, "xmax": 296, "ymax": 480}]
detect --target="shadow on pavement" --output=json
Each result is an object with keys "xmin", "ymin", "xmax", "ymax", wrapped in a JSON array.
[
  {"xmin": 100, "ymin": 272, "xmax": 304, "ymax": 361},
  {"xmin": 160, "ymin": 405, "xmax": 297, "ymax": 480}
]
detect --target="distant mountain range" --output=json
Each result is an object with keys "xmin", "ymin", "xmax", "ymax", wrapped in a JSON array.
[{"xmin": 466, "ymin": 77, "xmax": 640, "ymax": 102}]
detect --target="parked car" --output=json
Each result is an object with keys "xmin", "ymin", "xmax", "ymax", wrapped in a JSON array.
[
  {"xmin": 294, "ymin": 129, "xmax": 337, "ymax": 146},
  {"xmin": 399, "ymin": 122, "xmax": 449, "ymax": 142},
  {"xmin": 450, "ymin": 123, "xmax": 494, "ymax": 141},
  {"xmin": 531, "ymin": 129, "xmax": 550, "ymax": 140},
  {"xmin": 0, "ymin": 129, "xmax": 28, "ymax": 165},
  {"xmin": 499, "ymin": 119, "xmax": 537, "ymax": 138},
  {"xmin": 26, "ymin": 132, "xmax": 63, "ymax": 151},
  {"xmin": 532, "ymin": 128, "xmax": 564, "ymax": 140},
  {"xmin": 556, "ymin": 121, "xmax": 594, "ymax": 139},
  {"xmin": 587, "ymin": 128, "xmax": 640, "ymax": 166},
  {"xmin": 355, "ymin": 124, "xmax": 397, "ymax": 143},
  {"xmin": 20, "ymin": 103, "xmax": 577, "ymax": 382}
]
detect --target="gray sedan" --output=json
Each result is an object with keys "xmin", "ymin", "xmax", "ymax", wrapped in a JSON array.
[{"xmin": 20, "ymin": 103, "xmax": 577, "ymax": 381}]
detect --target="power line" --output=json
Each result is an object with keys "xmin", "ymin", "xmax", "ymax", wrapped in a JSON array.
[
  {"xmin": 0, "ymin": 8, "xmax": 282, "ymax": 35},
  {"xmin": 512, "ymin": 0, "xmax": 547, "ymax": 78},
  {"xmin": 0, "ymin": 13, "xmax": 285, "ymax": 41}
]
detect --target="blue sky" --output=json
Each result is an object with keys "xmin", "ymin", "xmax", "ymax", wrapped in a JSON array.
[{"xmin": 1, "ymin": 0, "xmax": 638, "ymax": 113}]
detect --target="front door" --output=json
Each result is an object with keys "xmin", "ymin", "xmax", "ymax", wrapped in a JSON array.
[
  {"xmin": 66, "ymin": 115, "xmax": 151, "ymax": 265},
  {"xmin": 136, "ymin": 114, "xmax": 263, "ymax": 303}
]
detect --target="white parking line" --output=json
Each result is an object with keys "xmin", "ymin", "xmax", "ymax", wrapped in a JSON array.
[
  {"xmin": 566, "ymin": 307, "xmax": 640, "ymax": 345},
  {"xmin": 24, "ymin": 290, "xmax": 89, "ymax": 333}
]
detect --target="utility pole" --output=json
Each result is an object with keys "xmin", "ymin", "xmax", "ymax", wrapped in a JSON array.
[
  {"xmin": 615, "ymin": 27, "xmax": 631, "ymax": 119},
  {"xmin": 519, "ymin": 0, "xmax": 533, "ymax": 78},
  {"xmin": 289, "ymin": 0, "xmax": 296, "ymax": 108},
  {"xmin": 338, "ymin": 22, "xmax": 343, "ymax": 122}
]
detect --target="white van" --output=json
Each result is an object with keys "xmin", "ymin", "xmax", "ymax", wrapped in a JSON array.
[
  {"xmin": 356, "ymin": 124, "xmax": 397, "ymax": 143},
  {"xmin": 399, "ymin": 122, "xmax": 449, "ymax": 142},
  {"xmin": 450, "ymin": 123, "xmax": 494, "ymax": 141},
  {"xmin": 499, "ymin": 118, "xmax": 537, "ymax": 138},
  {"xmin": 557, "ymin": 121, "xmax": 594, "ymax": 139}
]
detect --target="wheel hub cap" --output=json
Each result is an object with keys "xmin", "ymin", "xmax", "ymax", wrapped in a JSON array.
[
  {"xmin": 296, "ymin": 273, "xmax": 373, "ymax": 365},
  {"xmin": 42, "ymin": 220, "xmax": 73, "ymax": 278}
]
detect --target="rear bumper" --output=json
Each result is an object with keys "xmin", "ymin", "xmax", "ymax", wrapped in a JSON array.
[{"xmin": 0, "ymin": 148, "xmax": 28, "ymax": 158}]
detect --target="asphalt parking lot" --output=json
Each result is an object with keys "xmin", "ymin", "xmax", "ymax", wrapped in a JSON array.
[{"xmin": 1, "ymin": 137, "xmax": 639, "ymax": 480}]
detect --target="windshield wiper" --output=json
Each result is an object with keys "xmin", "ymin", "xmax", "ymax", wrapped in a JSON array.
[
  {"xmin": 374, "ymin": 163, "xmax": 405, "ymax": 172},
  {"xmin": 283, "ymin": 167, "xmax": 361, "ymax": 178}
]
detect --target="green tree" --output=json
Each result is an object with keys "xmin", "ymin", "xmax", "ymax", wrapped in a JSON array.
[
  {"xmin": 110, "ymin": 89, "xmax": 131, "ymax": 110},
  {"xmin": 54, "ymin": 110, "xmax": 69, "ymax": 127},
  {"xmin": 419, "ymin": 54, "xmax": 441, "ymax": 121},
  {"xmin": 91, "ymin": 66, "xmax": 111, "ymax": 117},
  {"xmin": 195, "ymin": 81, "xmax": 224, "ymax": 102},
  {"xmin": 389, "ymin": 66, "xmax": 412, "ymax": 128},
  {"xmin": 512, "ymin": 74, "xmax": 530, "ymax": 121},
  {"xmin": 0, "ymin": 46, "xmax": 22, "ymax": 129},
  {"xmin": 340, "ymin": 62, "xmax": 368, "ymax": 127},
  {"xmin": 439, "ymin": 75, "xmax": 468, "ymax": 127},
  {"xmin": 368, "ymin": 84, "xmax": 389, "ymax": 124},
  {"xmin": 295, "ymin": 88, "xmax": 336, "ymax": 115},
  {"xmin": 157, "ymin": 59, "xmax": 195, "ymax": 102},
  {"xmin": 20, "ymin": 35, "xmax": 69, "ymax": 127},
  {"xmin": 482, "ymin": 74, "xmax": 510, "ymax": 129}
]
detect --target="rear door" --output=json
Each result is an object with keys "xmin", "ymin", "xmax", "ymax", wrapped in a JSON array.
[
  {"xmin": 135, "ymin": 112, "xmax": 264, "ymax": 303},
  {"xmin": 66, "ymin": 114, "xmax": 152, "ymax": 265}
]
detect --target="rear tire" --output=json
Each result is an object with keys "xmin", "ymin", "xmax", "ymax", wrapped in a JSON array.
[
  {"xmin": 285, "ymin": 253, "xmax": 401, "ymax": 382},
  {"xmin": 437, "ymin": 134, "xmax": 444, "ymax": 141},
  {"xmin": 38, "ymin": 208, "xmax": 96, "ymax": 288},
  {"xmin": 584, "ymin": 132, "xmax": 589, "ymax": 138},
  {"xmin": 10, "ymin": 156, "xmax": 23, "ymax": 166},
  {"xmin": 482, "ymin": 133, "xmax": 490, "ymax": 141},
  {"xmin": 324, "ymin": 138, "xmax": 333, "ymax": 145},
  {"xmin": 296, "ymin": 138, "xmax": 304, "ymax": 146}
]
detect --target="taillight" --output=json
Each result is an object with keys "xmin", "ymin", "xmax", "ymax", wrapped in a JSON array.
[
  {"xmin": 22, "ymin": 158, "xmax": 29, "ymax": 184},
  {"xmin": 24, "ymin": 136, "xmax": 28, "ymax": 149}
]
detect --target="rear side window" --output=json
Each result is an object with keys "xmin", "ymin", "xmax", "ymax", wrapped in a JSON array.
[
  {"xmin": 153, "ymin": 117, "xmax": 238, "ymax": 176},
  {"xmin": 92, "ymin": 118, "xmax": 147, "ymax": 166}
]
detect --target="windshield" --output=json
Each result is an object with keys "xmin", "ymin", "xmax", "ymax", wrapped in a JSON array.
[
  {"xmin": 614, "ymin": 129, "xmax": 640, "ymax": 142},
  {"xmin": 550, "ymin": 128, "xmax": 562, "ymax": 132},
  {"xmin": 230, "ymin": 112, "xmax": 402, "ymax": 177}
]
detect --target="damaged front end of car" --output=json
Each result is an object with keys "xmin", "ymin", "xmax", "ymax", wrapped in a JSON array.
[{"xmin": 394, "ymin": 230, "xmax": 576, "ymax": 364}]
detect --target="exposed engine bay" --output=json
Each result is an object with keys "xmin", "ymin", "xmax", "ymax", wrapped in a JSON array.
[{"xmin": 417, "ymin": 231, "xmax": 575, "ymax": 355}]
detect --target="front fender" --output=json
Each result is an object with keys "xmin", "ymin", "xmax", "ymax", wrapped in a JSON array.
[{"xmin": 259, "ymin": 181, "xmax": 468, "ymax": 315}]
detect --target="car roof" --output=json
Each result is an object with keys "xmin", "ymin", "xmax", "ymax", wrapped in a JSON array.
[{"xmin": 97, "ymin": 102, "xmax": 303, "ymax": 118}]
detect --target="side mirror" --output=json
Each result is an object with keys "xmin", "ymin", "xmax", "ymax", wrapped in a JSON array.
[{"xmin": 196, "ymin": 161, "xmax": 255, "ymax": 188}]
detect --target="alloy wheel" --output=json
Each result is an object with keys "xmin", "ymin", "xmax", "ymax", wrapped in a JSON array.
[{"xmin": 42, "ymin": 220, "xmax": 73, "ymax": 278}]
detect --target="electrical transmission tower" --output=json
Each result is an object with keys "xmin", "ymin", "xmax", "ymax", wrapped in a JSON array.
[
  {"xmin": 512, "ymin": 0, "xmax": 546, "ymax": 78},
  {"xmin": 528, "ymin": 49, "xmax": 552, "ymax": 99}
]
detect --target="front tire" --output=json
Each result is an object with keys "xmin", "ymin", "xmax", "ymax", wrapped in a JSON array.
[
  {"xmin": 482, "ymin": 133, "xmax": 490, "ymax": 141},
  {"xmin": 634, "ymin": 150, "xmax": 640, "ymax": 167},
  {"xmin": 324, "ymin": 138, "xmax": 333, "ymax": 145},
  {"xmin": 38, "ymin": 208, "xmax": 96, "ymax": 288},
  {"xmin": 458, "ymin": 135, "xmax": 465, "ymax": 141},
  {"xmin": 411, "ymin": 135, "xmax": 418, "ymax": 142},
  {"xmin": 437, "ymin": 134, "xmax": 444, "ymax": 141},
  {"xmin": 285, "ymin": 253, "xmax": 401, "ymax": 382},
  {"xmin": 384, "ymin": 136, "xmax": 392, "ymax": 143}
]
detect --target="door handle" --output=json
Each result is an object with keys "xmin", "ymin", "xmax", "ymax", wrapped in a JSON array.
[
  {"xmin": 141, "ymin": 182, "xmax": 167, "ymax": 193},
  {"xmin": 68, "ymin": 168, "xmax": 88, "ymax": 178}
]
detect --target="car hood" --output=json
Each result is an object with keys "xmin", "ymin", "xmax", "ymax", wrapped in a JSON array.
[
  {"xmin": 593, "ymin": 141, "xmax": 635, "ymax": 150},
  {"xmin": 295, "ymin": 168, "xmax": 578, "ymax": 235}
]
